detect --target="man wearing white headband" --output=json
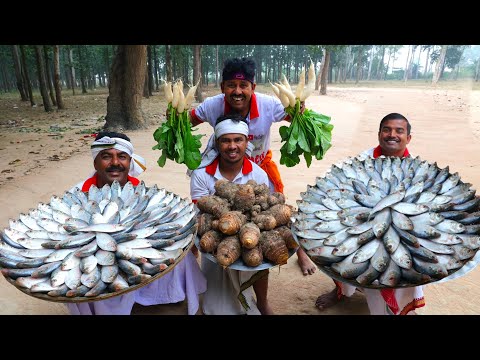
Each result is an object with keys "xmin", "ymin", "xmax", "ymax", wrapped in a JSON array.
[
  {"xmin": 66, "ymin": 131, "xmax": 207, "ymax": 315},
  {"xmin": 190, "ymin": 114, "xmax": 274, "ymax": 315},
  {"xmin": 88, "ymin": 132, "xmax": 146, "ymax": 188}
]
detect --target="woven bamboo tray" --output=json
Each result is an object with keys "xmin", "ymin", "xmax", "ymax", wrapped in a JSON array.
[{"xmin": 3, "ymin": 240, "xmax": 193, "ymax": 303}]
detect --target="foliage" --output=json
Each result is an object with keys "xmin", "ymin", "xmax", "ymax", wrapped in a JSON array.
[
  {"xmin": 152, "ymin": 103, "xmax": 204, "ymax": 171},
  {"xmin": 279, "ymin": 99, "xmax": 333, "ymax": 168}
]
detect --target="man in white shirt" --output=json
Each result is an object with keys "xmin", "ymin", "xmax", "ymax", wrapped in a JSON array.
[
  {"xmin": 190, "ymin": 57, "xmax": 317, "ymax": 277},
  {"xmin": 315, "ymin": 113, "xmax": 425, "ymax": 315},
  {"xmin": 190, "ymin": 114, "xmax": 274, "ymax": 315},
  {"xmin": 67, "ymin": 131, "xmax": 207, "ymax": 315}
]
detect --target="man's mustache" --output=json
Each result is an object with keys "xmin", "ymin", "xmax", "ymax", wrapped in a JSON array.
[{"xmin": 106, "ymin": 166, "xmax": 125, "ymax": 172}]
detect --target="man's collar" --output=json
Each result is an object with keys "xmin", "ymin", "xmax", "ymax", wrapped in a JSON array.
[
  {"xmin": 373, "ymin": 145, "xmax": 410, "ymax": 159},
  {"xmin": 205, "ymin": 156, "xmax": 253, "ymax": 176}
]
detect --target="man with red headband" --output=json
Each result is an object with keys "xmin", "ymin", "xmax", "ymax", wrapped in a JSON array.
[
  {"xmin": 315, "ymin": 113, "xmax": 425, "ymax": 315},
  {"xmin": 66, "ymin": 131, "xmax": 207, "ymax": 315},
  {"xmin": 190, "ymin": 57, "xmax": 317, "ymax": 277}
]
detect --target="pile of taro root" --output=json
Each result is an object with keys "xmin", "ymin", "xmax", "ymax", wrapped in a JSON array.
[{"xmin": 196, "ymin": 179, "xmax": 298, "ymax": 268}]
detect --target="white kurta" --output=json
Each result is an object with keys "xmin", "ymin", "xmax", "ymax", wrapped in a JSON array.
[{"xmin": 190, "ymin": 157, "xmax": 270, "ymax": 315}]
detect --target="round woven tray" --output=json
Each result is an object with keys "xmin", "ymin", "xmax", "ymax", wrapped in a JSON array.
[
  {"xmin": 4, "ymin": 240, "xmax": 193, "ymax": 303},
  {"xmin": 290, "ymin": 223, "xmax": 472, "ymax": 289}
]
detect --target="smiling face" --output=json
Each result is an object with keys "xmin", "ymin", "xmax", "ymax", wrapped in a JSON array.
[
  {"xmin": 221, "ymin": 79, "xmax": 256, "ymax": 118},
  {"xmin": 378, "ymin": 119, "xmax": 411, "ymax": 157},
  {"xmin": 216, "ymin": 133, "xmax": 248, "ymax": 166},
  {"xmin": 94, "ymin": 148, "xmax": 131, "ymax": 187}
]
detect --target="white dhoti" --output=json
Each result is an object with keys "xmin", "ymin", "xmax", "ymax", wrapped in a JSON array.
[
  {"xmin": 201, "ymin": 253, "xmax": 261, "ymax": 315},
  {"xmin": 338, "ymin": 282, "xmax": 425, "ymax": 315}
]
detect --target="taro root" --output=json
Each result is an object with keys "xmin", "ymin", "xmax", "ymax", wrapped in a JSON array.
[
  {"xmin": 199, "ymin": 230, "xmax": 224, "ymax": 253},
  {"xmin": 197, "ymin": 213, "xmax": 214, "ymax": 237},
  {"xmin": 239, "ymin": 222, "xmax": 261, "ymax": 249},
  {"xmin": 232, "ymin": 183, "xmax": 256, "ymax": 212},
  {"xmin": 260, "ymin": 230, "xmax": 289, "ymax": 265},
  {"xmin": 217, "ymin": 211, "xmax": 247, "ymax": 235},
  {"xmin": 216, "ymin": 235, "xmax": 241, "ymax": 267},
  {"xmin": 196, "ymin": 195, "xmax": 230, "ymax": 218},
  {"xmin": 214, "ymin": 179, "xmax": 238, "ymax": 204},
  {"xmin": 267, "ymin": 192, "xmax": 286, "ymax": 207},
  {"xmin": 252, "ymin": 213, "xmax": 277, "ymax": 230},
  {"xmin": 264, "ymin": 204, "xmax": 292, "ymax": 227},
  {"xmin": 275, "ymin": 225, "xmax": 298, "ymax": 250},
  {"xmin": 242, "ymin": 246, "xmax": 263, "ymax": 267}
]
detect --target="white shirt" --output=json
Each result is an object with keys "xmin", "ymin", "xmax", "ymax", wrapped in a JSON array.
[
  {"xmin": 191, "ymin": 92, "xmax": 286, "ymax": 165},
  {"xmin": 189, "ymin": 156, "xmax": 270, "ymax": 315},
  {"xmin": 190, "ymin": 156, "xmax": 269, "ymax": 200}
]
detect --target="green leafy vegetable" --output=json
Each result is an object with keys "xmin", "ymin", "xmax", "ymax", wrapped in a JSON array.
[
  {"xmin": 279, "ymin": 99, "xmax": 334, "ymax": 167},
  {"xmin": 152, "ymin": 103, "xmax": 204, "ymax": 170}
]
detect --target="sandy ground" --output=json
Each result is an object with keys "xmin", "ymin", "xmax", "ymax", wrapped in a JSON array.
[{"xmin": 1, "ymin": 81, "xmax": 479, "ymax": 315}]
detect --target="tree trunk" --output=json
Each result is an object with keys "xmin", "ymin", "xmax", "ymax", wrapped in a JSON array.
[
  {"xmin": 104, "ymin": 46, "xmax": 110, "ymax": 86},
  {"xmin": 383, "ymin": 48, "xmax": 392, "ymax": 80},
  {"xmin": 153, "ymin": 45, "xmax": 159, "ymax": 91},
  {"xmin": 165, "ymin": 45, "xmax": 172, "ymax": 82},
  {"xmin": 475, "ymin": 58, "xmax": 480, "ymax": 82},
  {"xmin": 355, "ymin": 46, "xmax": 364, "ymax": 84},
  {"xmin": 193, "ymin": 44, "xmax": 203, "ymax": 102},
  {"xmin": 43, "ymin": 46, "xmax": 57, "ymax": 106},
  {"xmin": 53, "ymin": 45, "xmax": 65, "ymax": 109},
  {"xmin": 77, "ymin": 46, "xmax": 87, "ymax": 94},
  {"xmin": 20, "ymin": 45, "xmax": 35, "ymax": 106},
  {"xmin": 432, "ymin": 45, "xmax": 448, "ymax": 85},
  {"xmin": 403, "ymin": 45, "xmax": 411, "ymax": 83},
  {"xmin": 315, "ymin": 48, "xmax": 325, "ymax": 90},
  {"xmin": 367, "ymin": 46, "xmax": 374, "ymax": 81},
  {"xmin": 143, "ymin": 61, "xmax": 150, "ymax": 98},
  {"xmin": 320, "ymin": 50, "xmax": 330, "ymax": 95},
  {"xmin": 104, "ymin": 45, "xmax": 148, "ymax": 131},
  {"xmin": 68, "ymin": 47, "xmax": 76, "ymax": 95},
  {"xmin": 376, "ymin": 46, "xmax": 385, "ymax": 80},
  {"xmin": 424, "ymin": 47, "xmax": 431, "ymax": 78},
  {"xmin": 34, "ymin": 45, "xmax": 53, "ymax": 112},
  {"xmin": 215, "ymin": 45, "xmax": 219, "ymax": 87},
  {"xmin": 147, "ymin": 45, "xmax": 153, "ymax": 96},
  {"xmin": 11, "ymin": 45, "xmax": 28, "ymax": 101}
]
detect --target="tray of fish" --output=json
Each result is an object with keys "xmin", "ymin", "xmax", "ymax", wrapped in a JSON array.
[
  {"xmin": 292, "ymin": 155, "xmax": 480, "ymax": 289},
  {"xmin": 0, "ymin": 180, "xmax": 198, "ymax": 302}
]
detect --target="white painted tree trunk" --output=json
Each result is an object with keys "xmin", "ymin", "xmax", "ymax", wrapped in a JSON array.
[{"xmin": 432, "ymin": 45, "xmax": 448, "ymax": 85}]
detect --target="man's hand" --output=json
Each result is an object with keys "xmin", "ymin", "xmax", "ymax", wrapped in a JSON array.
[{"xmin": 300, "ymin": 101, "xmax": 306, "ymax": 114}]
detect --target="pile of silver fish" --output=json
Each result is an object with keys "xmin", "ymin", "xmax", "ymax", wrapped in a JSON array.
[
  {"xmin": 0, "ymin": 180, "xmax": 197, "ymax": 300},
  {"xmin": 293, "ymin": 155, "xmax": 480, "ymax": 288}
]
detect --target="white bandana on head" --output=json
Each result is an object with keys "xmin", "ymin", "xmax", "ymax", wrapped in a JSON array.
[
  {"xmin": 91, "ymin": 136, "xmax": 146, "ymax": 177},
  {"xmin": 186, "ymin": 119, "xmax": 253, "ymax": 177}
]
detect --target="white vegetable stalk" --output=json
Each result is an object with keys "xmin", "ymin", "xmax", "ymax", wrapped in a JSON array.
[
  {"xmin": 295, "ymin": 67, "xmax": 305, "ymax": 100},
  {"xmin": 164, "ymin": 80, "xmax": 173, "ymax": 103},
  {"xmin": 276, "ymin": 82, "xmax": 296, "ymax": 108},
  {"xmin": 184, "ymin": 80, "xmax": 199, "ymax": 110},
  {"xmin": 176, "ymin": 80, "xmax": 186, "ymax": 113},
  {"xmin": 269, "ymin": 81, "xmax": 280, "ymax": 98},
  {"xmin": 172, "ymin": 82, "xmax": 180, "ymax": 109},
  {"xmin": 281, "ymin": 74, "xmax": 292, "ymax": 93}
]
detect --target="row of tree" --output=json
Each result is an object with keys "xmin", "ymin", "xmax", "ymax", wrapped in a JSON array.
[{"xmin": 0, "ymin": 45, "xmax": 478, "ymax": 129}]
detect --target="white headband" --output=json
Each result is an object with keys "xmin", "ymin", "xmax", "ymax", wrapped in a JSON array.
[
  {"xmin": 214, "ymin": 119, "xmax": 249, "ymax": 139},
  {"xmin": 91, "ymin": 136, "xmax": 146, "ymax": 177}
]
